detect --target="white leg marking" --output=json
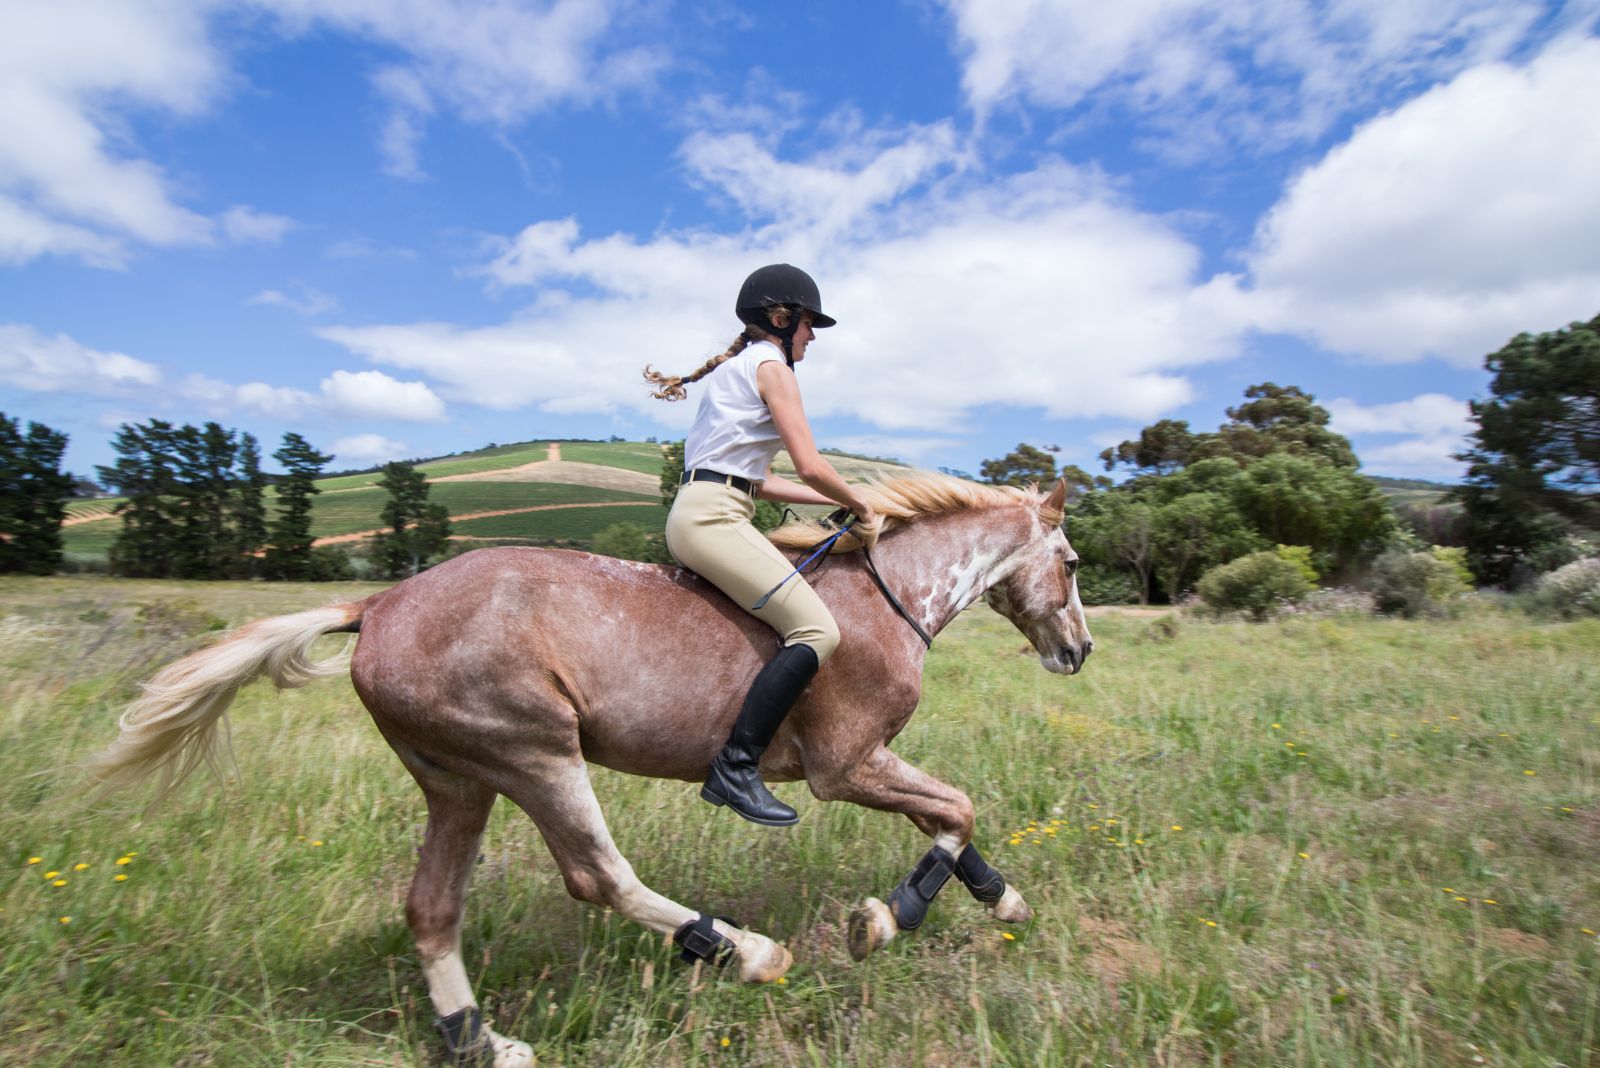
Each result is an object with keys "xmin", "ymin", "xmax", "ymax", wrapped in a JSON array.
[
  {"xmin": 932, "ymin": 831, "xmax": 963, "ymax": 857},
  {"xmin": 486, "ymin": 1028, "xmax": 535, "ymax": 1067},
  {"xmin": 419, "ymin": 947, "xmax": 475, "ymax": 1017}
]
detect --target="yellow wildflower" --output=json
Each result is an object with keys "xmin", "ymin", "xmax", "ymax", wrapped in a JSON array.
[
  {"xmin": 1582, "ymin": 928, "xmax": 1596, "ymax": 936},
  {"xmin": 1271, "ymin": 723, "xmax": 1282, "ymax": 729},
  {"xmin": 311, "ymin": 840, "xmax": 324, "ymax": 847},
  {"xmin": 1297, "ymin": 852, "xmax": 1310, "ymax": 859},
  {"xmin": 1001, "ymin": 932, "xmax": 1016, "ymax": 941},
  {"xmin": 776, "ymin": 977, "xmax": 787, "ymax": 985},
  {"xmin": 1482, "ymin": 899, "xmax": 1498, "ymax": 905},
  {"xmin": 1455, "ymin": 896, "xmax": 1468, "ymax": 902},
  {"xmin": 116, "ymin": 856, "xmax": 132, "ymax": 865},
  {"xmin": 43, "ymin": 870, "xmax": 59, "ymax": 879},
  {"xmin": 1524, "ymin": 770, "xmax": 1535, "ymax": 776},
  {"xmin": 114, "ymin": 874, "xmax": 128, "ymax": 882},
  {"xmin": 1204, "ymin": 920, "xmax": 1218, "ymax": 927},
  {"xmin": 1171, "ymin": 825, "xmax": 1183, "ymax": 831},
  {"xmin": 27, "ymin": 857, "xmax": 41, "ymax": 865},
  {"xmin": 73, "ymin": 863, "xmax": 90, "ymax": 871},
  {"xmin": 52, "ymin": 879, "xmax": 67, "ymax": 887},
  {"xmin": 1134, "ymin": 838, "xmax": 1145, "ymax": 845},
  {"xmin": 59, "ymin": 916, "xmax": 71, "ymax": 925},
  {"xmin": 720, "ymin": 1036, "xmax": 730, "ymax": 1048},
  {"xmin": 1443, "ymin": 887, "xmax": 1455, "ymax": 893}
]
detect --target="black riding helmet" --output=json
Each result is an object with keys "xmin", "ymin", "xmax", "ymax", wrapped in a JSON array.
[{"xmin": 735, "ymin": 264, "xmax": 836, "ymax": 366}]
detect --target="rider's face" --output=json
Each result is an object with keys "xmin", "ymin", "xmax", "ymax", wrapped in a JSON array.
[{"xmin": 789, "ymin": 313, "xmax": 816, "ymax": 363}]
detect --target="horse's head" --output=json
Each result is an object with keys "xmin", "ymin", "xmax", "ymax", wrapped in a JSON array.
[{"xmin": 982, "ymin": 479, "xmax": 1094, "ymax": 675}]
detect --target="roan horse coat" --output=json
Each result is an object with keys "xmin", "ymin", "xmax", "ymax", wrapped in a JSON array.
[{"xmin": 92, "ymin": 474, "xmax": 1092, "ymax": 1066}]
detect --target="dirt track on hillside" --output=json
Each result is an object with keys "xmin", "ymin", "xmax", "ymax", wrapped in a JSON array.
[{"xmin": 312, "ymin": 500, "xmax": 658, "ymax": 546}]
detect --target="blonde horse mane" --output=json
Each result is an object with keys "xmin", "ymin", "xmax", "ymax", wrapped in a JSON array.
[{"xmin": 766, "ymin": 471, "xmax": 1059, "ymax": 553}]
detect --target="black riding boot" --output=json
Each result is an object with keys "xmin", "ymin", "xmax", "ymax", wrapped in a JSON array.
[{"xmin": 701, "ymin": 643, "xmax": 819, "ymax": 826}]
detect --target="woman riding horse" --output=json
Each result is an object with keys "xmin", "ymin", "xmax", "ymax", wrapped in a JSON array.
[{"xmin": 643, "ymin": 264, "xmax": 882, "ymax": 826}]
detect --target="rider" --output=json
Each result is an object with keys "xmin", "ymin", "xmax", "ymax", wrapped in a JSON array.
[{"xmin": 643, "ymin": 264, "xmax": 882, "ymax": 826}]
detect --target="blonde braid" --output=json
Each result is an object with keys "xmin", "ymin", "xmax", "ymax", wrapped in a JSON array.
[{"xmin": 642, "ymin": 324, "xmax": 764, "ymax": 401}]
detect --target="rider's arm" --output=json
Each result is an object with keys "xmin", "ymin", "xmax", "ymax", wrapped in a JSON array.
[
  {"xmin": 755, "ymin": 360, "xmax": 876, "ymax": 520},
  {"xmin": 755, "ymin": 472, "xmax": 835, "ymax": 506}
]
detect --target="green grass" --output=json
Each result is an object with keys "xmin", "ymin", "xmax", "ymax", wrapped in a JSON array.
[
  {"xmin": 451, "ymin": 503, "xmax": 668, "ymax": 541},
  {"xmin": 4, "ymin": 579, "xmax": 1596, "ymax": 1066},
  {"xmin": 60, "ymin": 483, "xmax": 658, "ymax": 554},
  {"xmin": 558, "ymin": 441, "xmax": 668, "ymax": 475}
]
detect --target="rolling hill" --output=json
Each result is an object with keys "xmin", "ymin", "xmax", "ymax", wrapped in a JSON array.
[{"xmin": 60, "ymin": 439, "xmax": 913, "ymax": 561}]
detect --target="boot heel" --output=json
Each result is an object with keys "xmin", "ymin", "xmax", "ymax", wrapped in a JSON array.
[{"xmin": 699, "ymin": 785, "xmax": 727, "ymax": 807}]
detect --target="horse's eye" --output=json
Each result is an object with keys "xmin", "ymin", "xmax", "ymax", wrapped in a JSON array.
[{"xmin": 1064, "ymin": 558, "xmax": 1079, "ymax": 577}]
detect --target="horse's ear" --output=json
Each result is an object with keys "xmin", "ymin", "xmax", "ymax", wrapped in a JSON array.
[{"xmin": 1041, "ymin": 478, "xmax": 1067, "ymax": 516}]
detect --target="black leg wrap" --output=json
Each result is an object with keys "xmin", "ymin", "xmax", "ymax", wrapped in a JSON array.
[
  {"xmin": 953, "ymin": 843, "xmax": 1007, "ymax": 904},
  {"xmin": 886, "ymin": 846, "xmax": 956, "ymax": 931},
  {"xmin": 435, "ymin": 1006, "xmax": 490, "ymax": 1064},
  {"xmin": 673, "ymin": 913, "xmax": 736, "ymax": 966}
]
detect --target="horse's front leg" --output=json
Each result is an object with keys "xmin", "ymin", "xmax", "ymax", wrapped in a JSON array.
[{"xmin": 807, "ymin": 747, "xmax": 1031, "ymax": 961}]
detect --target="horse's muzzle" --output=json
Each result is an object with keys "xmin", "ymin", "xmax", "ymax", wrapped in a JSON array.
[{"xmin": 1043, "ymin": 639, "xmax": 1092, "ymax": 675}]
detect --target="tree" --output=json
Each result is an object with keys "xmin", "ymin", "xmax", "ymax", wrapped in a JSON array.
[
  {"xmin": 1099, "ymin": 419, "xmax": 1198, "ymax": 474},
  {"xmin": 99, "ymin": 420, "xmax": 182, "ymax": 577},
  {"xmin": 264, "ymin": 433, "xmax": 332, "ymax": 580},
  {"xmin": 1152, "ymin": 491, "xmax": 1261, "ymax": 599},
  {"xmin": 1073, "ymin": 494, "xmax": 1158, "ymax": 603},
  {"xmin": 371, "ymin": 461, "xmax": 452, "ymax": 577},
  {"xmin": 592, "ymin": 522, "xmax": 653, "ymax": 561},
  {"xmin": 1455, "ymin": 313, "xmax": 1600, "ymax": 584},
  {"xmin": 1203, "ymin": 383, "xmax": 1359, "ymax": 468},
  {"xmin": 980, "ymin": 443, "xmax": 1057, "ymax": 487},
  {"xmin": 0, "ymin": 414, "xmax": 73, "ymax": 574},
  {"xmin": 660, "ymin": 440, "xmax": 686, "ymax": 506},
  {"xmin": 232, "ymin": 433, "xmax": 269, "ymax": 571}
]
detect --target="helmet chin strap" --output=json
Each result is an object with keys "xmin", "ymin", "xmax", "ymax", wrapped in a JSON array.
[{"xmin": 763, "ymin": 309, "xmax": 799, "ymax": 368}]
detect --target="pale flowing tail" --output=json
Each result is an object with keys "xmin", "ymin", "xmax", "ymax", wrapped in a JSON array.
[{"xmin": 89, "ymin": 601, "xmax": 365, "ymax": 799}]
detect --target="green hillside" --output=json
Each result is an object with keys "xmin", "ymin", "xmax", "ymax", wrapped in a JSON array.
[{"xmin": 61, "ymin": 438, "xmax": 917, "ymax": 563}]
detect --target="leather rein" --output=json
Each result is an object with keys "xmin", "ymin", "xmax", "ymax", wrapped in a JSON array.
[{"xmin": 793, "ymin": 511, "xmax": 933, "ymax": 650}]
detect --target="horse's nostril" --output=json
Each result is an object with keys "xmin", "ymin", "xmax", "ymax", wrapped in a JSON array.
[{"xmin": 1084, "ymin": 639, "xmax": 1094, "ymax": 657}]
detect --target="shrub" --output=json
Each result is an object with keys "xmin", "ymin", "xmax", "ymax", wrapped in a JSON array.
[
  {"xmin": 1274, "ymin": 544, "xmax": 1319, "ymax": 584},
  {"xmin": 1523, "ymin": 558, "xmax": 1600, "ymax": 619},
  {"xmin": 1368, "ymin": 548, "xmax": 1469, "ymax": 618},
  {"xmin": 1195, "ymin": 551, "xmax": 1313, "ymax": 621},
  {"xmin": 592, "ymin": 522, "xmax": 655, "ymax": 562}
]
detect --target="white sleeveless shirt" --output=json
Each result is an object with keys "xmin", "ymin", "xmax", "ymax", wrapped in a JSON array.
[{"xmin": 682, "ymin": 341, "xmax": 788, "ymax": 483}]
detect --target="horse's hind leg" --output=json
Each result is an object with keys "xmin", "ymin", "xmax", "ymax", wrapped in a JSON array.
[
  {"xmin": 401, "ymin": 754, "xmax": 534, "ymax": 1068},
  {"xmin": 809, "ymin": 746, "xmax": 1030, "ymax": 961},
  {"xmin": 499, "ymin": 753, "xmax": 792, "ymax": 983}
]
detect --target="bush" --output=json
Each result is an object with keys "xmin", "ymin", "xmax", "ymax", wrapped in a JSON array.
[
  {"xmin": 1523, "ymin": 558, "xmax": 1600, "ymax": 619},
  {"xmin": 592, "ymin": 522, "xmax": 653, "ymax": 562},
  {"xmin": 1367, "ymin": 548, "xmax": 1469, "ymax": 618},
  {"xmin": 1195, "ymin": 551, "xmax": 1314, "ymax": 620}
]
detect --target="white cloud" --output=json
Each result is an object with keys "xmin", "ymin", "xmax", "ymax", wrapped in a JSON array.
[
  {"xmin": 0, "ymin": 1, "xmax": 662, "ymax": 266},
  {"xmin": 320, "ymin": 369, "xmax": 446, "ymax": 422},
  {"xmin": 1327, "ymin": 393, "xmax": 1472, "ymax": 478},
  {"xmin": 1248, "ymin": 37, "xmax": 1600, "ymax": 365},
  {"xmin": 248, "ymin": 284, "xmax": 338, "ymax": 316},
  {"xmin": 822, "ymin": 435, "xmax": 967, "ymax": 465},
  {"xmin": 0, "ymin": 323, "xmax": 162, "ymax": 395},
  {"xmin": 329, "ymin": 433, "xmax": 410, "ymax": 464},
  {"xmin": 939, "ymin": 0, "xmax": 1577, "ymax": 153},
  {"xmin": 322, "ymin": 126, "xmax": 1258, "ymax": 435},
  {"xmin": 257, "ymin": 0, "xmax": 668, "ymax": 173},
  {"xmin": 181, "ymin": 368, "xmax": 446, "ymax": 423},
  {"xmin": 220, "ymin": 205, "xmax": 293, "ymax": 244}
]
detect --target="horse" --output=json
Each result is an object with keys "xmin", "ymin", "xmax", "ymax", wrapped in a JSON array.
[{"xmin": 90, "ymin": 472, "xmax": 1092, "ymax": 1067}]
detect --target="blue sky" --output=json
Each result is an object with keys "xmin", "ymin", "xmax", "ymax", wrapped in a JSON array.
[{"xmin": 4, "ymin": 1, "xmax": 1599, "ymax": 482}]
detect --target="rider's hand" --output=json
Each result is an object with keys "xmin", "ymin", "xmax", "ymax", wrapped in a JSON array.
[{"xmin": 851, "ymin": 508, "xmax": 882, "ymax": 551}]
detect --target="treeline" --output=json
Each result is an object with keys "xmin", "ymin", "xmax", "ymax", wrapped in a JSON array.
[
  {"xmin": 0, "ymin": 413, "xmax": 74, "ymax": 574},
  {"xmin": 0, "ymin": 414, "xmax": 452, "ymax": 581},
  {"xmin": 93, "ymin": 422, "xmax": 344, "ymax": 580}
]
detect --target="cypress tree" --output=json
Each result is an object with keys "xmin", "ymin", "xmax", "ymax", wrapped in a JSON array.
[
  {"xmin": 372, "ymin": 461, "xmax": 451, "ymax": 577},
  {"xmin": 264, "ymin": 433, "xmax": 332, "ymax": 580},
  {"xmin": 0, "ymin": 413, "xmax": 73, "ymax": 575}
]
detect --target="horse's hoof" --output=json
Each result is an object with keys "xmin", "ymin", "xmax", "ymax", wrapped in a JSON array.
[
  {"xmin": 847, "ymin": 898, "xmax": 896, "ymax": 961},
  {"xmin": 487, "ymin": 1027, "xmax": 534, "ymax": 1067},
  {"xmin": 988, "ymin": 885, "xmax": 1032, "ymax": 924},
  {"xmin": 733, "ymin": 930, "xmax": 793, "ymax": 983}
]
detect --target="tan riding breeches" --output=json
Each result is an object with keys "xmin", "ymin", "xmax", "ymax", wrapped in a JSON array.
[{"xmin": 665, "ymin": 481, "xmax": 841, "ymax": 663}]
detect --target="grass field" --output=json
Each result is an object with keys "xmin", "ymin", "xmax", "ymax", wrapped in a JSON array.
[{"xmin": 3, "ymin": 578, "xmax": 1597, "ymax": 1067}]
